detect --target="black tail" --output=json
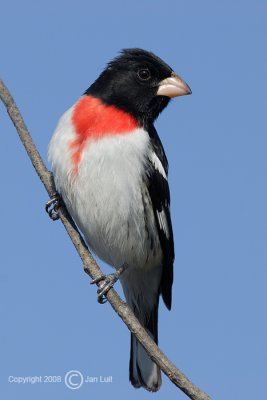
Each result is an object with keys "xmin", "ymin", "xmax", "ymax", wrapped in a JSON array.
[{"xmin": 129, "ymin": 299, "xmax": 161, "ymax": 392}]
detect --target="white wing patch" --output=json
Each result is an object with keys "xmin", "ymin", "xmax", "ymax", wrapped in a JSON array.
[
  {"xmin": 156, "ymin": 209, "xmax": 170, "ymax": 239},
  {"xmin": 149, "ymin": 152, "xmax": 167, "ymax": 180}
]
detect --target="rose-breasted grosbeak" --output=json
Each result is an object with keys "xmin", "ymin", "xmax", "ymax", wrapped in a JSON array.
[{"xmin": 48, "ymin": 48, "xmax": 191, "ymax": 392}]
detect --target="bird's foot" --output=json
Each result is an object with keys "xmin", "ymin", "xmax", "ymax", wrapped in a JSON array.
[
  {"xmin": 90, "ymin": 265, "xmax": 128, "ymax": 304},
  {"xmin": 45, "ymin": 192, "xmax": 61, "ymax": 221}
]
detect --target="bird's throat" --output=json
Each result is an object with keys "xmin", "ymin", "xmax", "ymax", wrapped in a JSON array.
[
  {"xmin": 72, "ymin": 95, "xmax": 139, "ymax": 138},
  {"xmin": 70, "ymin": 95, "xmax": 139, "ymax": 174}
]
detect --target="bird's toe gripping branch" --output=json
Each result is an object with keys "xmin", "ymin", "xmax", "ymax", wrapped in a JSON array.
[
  {"xmin": 90, "ymin": 264, "xmax": 128, "ymax": 304},
  {"xmin": 45, "ymin": 192, "xmax": 61, "ymax": 221}
]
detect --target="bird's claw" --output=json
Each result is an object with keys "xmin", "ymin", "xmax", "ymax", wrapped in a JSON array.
[
  {"xmin": 45, "ymin": 193, "xmax": 60, "ymax": 221},
  {"xmin": 90, "ymin": 265, "xmax": 127, "ymax": 304},
  {"xmin": 90, "ymin": 273, "xmax": 119, "ymax": 304}
]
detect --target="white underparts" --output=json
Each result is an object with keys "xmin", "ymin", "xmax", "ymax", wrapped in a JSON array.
[{"xmin": 49, "ymin": 112, "xmax": 163, "ymax": 276}]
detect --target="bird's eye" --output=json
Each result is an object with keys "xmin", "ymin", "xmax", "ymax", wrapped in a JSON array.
[{"xmin": 137, "ymin": 68, "xmax": 151, "ymax": 81}]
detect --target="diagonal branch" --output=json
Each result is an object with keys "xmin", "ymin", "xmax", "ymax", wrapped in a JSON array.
[{"xmin": 0, "ymin": 79, "xmax": 211, "ymax": 400}]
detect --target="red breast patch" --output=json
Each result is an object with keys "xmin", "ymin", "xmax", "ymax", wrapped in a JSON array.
[{"xmin": 69, "ymin": 95, "xmax": 139, "ymax": 173}]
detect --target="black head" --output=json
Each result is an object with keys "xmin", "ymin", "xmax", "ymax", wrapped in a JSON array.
[{"xmin": 85, "ymin": 48, "xmax": 191, "ymax": 124}]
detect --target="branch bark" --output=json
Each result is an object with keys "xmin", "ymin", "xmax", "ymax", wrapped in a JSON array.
[{"xmin": 0, "ymin": 79, "xmax": 211, "ymax": 400}]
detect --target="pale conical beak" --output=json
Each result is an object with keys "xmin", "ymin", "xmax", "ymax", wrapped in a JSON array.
[{"xmin": 157, "ymin": 72, "xmax": 192, "ymax": 98}]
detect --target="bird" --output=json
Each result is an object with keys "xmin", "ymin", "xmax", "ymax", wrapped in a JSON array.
[{"xmin": 48, "ymin": 48, "xmax": 191, "ymax": 392}]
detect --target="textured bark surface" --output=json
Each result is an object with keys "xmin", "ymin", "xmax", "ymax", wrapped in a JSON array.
[{"xmin": 0, "ymin": 79, "xmax": 211, "ymax": 400}]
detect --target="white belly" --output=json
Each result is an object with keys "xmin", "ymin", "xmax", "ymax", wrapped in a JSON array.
[{"xmin": 48, "ymin": 109, "xmax": 162, "ymax": 270}]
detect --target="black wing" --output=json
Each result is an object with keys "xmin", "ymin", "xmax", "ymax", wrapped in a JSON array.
[{"xmin": 145, "ymin": 124, "xmax": 174, "ymax": 310}]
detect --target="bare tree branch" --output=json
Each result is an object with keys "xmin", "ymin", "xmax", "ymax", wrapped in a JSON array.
[{"xmin": 0, "ymin": 79, "xmax": 211, "ymax": 400}]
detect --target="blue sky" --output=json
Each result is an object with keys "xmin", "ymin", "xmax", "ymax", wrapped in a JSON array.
[{"xmin": 1, "ymin": 1, "xmax": 267, "ymax": 399}]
